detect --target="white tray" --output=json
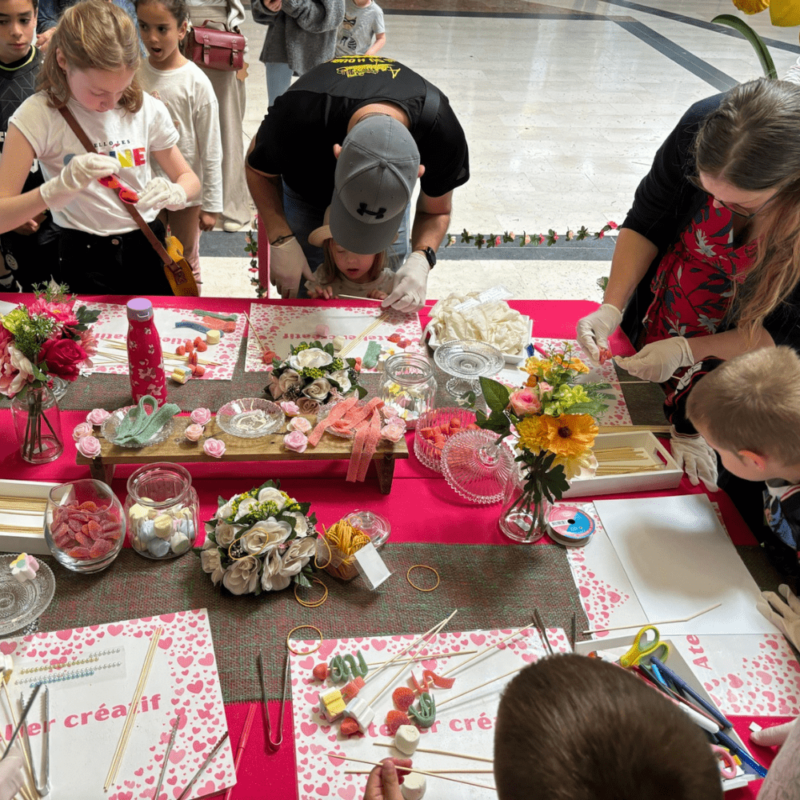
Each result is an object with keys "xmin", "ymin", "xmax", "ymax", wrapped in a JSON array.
[
  {"xmin": 563, "ymin": 431, "xmax": 682, "ymax": 498},
  {"xmin": 423, "ymin": 316, "xmax": 533, "ymax": 365},
  {"xmin": 0, "ymin": 479, "xmax": 58, "ymax": 555},
  {"xmin": 575, "ymin": 634, "xmax": 758, "ymax": 792}
]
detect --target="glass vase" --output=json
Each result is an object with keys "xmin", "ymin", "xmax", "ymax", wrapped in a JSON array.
[
  {"xmin": 11, "ymin": 385, "xmax": 64, "ymax": 465},
  {"xmin": 498, "ymin": 462, "xmax": 551, "ymax": 543}
]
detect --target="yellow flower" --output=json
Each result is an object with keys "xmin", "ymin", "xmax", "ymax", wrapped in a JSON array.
[
  {"xmin": 771, "ymin": 0, "xmax": 800, "ymax": 25},
  {"xmin": 538, "ymin": 414, "xmax": 598, "ymax": 459},
  {"xmin": 517, "ymin": 415, "xmax": 547, "ymax": 453},
  {"xmin": 522, "ymin": 357, "xmax": 546, "ymax": 376},
  {"xmin": 732, "ymin": 0, "xmax": 769, "ymax": 13},
  {"xmin": 553, "ymin": 450, "xmax": 595, "ymax": 481}
]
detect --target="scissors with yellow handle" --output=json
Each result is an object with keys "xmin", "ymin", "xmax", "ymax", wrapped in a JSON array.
[{"xmin": 619, "ymin": 625, "xmax": 670, "ymax": 668}]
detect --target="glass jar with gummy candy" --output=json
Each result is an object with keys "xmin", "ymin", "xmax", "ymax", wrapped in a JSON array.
[
  {"xmin": 379, "ymin": 354, "xmax": 437, "ymax": 429},
  {"xmin": 124, "ymin": 463, "xmax": 199, "ymax": 560}
]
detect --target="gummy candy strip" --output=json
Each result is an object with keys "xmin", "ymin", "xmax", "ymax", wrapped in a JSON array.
[
  {"xmin": 408, "ymin": 692, "xmax": 436, "ymax": 728},
  {"xmin": 113, "ymin": 396, "xmax": 181, "ymax": 447}
]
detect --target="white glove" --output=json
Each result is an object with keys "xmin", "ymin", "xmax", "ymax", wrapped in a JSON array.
[
  {"xmin": 381, "ymin": 251, "xmax": 430, "ymax": 314},
  {"xmin": 137, "ymin": 177, "xmax": 187, "ymax": 213},
  {"xmin": 270, "ymin": 235, "xmax": 312, "ymax": 298},
  {"xmin": 614, "ymin": 336, "xmax": 694, "ymax": 383},
  {"xmin": 758, "ymin": 585, "xmax": 800, "ymax": 651},
  {"xmin": 40, "ymin": 153, "xmax": 120, "ymax": 212},
  {"xmin": 670, "ymin": 425, "xmax": 718, "ymax": 492},
  {"xmin": 0, "ymin": 754, "xmax": 24, "ymax": 800},
  {"xmin": 576, "ymin": 303, "xmax": 622, "ymax": 365}
]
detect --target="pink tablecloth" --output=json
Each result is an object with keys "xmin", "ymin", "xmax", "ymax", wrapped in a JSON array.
[{"xmin": 0, "ymin": 296, "xmax": 779, "ymax": 798}]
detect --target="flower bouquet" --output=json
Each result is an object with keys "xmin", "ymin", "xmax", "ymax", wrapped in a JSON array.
[
  {"xmin": 264, "ymin": 341, "xmax": 367, "ymax": 415},
  {"xmin": 477, "ymin": 344, "xmax": 611, "ymax": 542},
  {"xmin": 199, "ymin": 480, "xmax": 318, "ymax": 595},
  {"xmin": 1, "ymin": 284, "xmax": 99, "ymax": 464}
]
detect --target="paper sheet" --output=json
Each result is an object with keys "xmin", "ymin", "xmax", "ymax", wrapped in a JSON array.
[
  {"xmin": 245, "ymin": 304, "xmax": 424, "ymax": 372},
  {"xmin": 290, "ymin": 627, "xmax": 569, "ymax": 800},
  {"xmin": 593, "ymin": 495, "xmax": 775, "ymax": 635}
]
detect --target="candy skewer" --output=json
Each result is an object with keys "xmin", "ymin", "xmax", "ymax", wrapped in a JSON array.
[
  {"xmin": 441, "ymin": 625, "xmax": 530, "ymax": 678},
  {"xmin": 326, "ymin": 753, "xmax": 496, "ymax": 791},
  {"xmin": 438, "ymin": 666, "xmax": 524, "ymax": 709},
  {"xmin": 374, "ymin": 742, "xmax": 494, "ymax": 763}
]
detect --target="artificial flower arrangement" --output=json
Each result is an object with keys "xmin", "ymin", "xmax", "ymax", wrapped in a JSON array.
[
  {"xmin": 198, "ymin": 480, "xmax": 318, "ymax": 595},
  {"xmin": 265, "ymin": 341, "xmax": 367, "ymax": 415},
  {"xmin": 477, "ymin": 344, "xmax": 611, "ymax": 539}
]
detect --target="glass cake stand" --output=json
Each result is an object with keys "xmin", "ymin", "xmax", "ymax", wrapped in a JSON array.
[
  {"xmin": 441, "ymin": 430, "xmax": 513, "ymax": 505},
  {"xmin": 433, "ymin": 339, "xmax": 505, "ymax": 400},
  {"xmin": 0, "ymin": 555, "xmax": 55, "ymax": 636}
]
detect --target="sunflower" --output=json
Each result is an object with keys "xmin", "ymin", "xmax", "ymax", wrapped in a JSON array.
[
  {"xmin": 516, "ymin": 415, "xmax": 548, "ymax": 453},
  {"xmin": 538, "ymin": 414, "xmax": 598, "ymax": 459}
]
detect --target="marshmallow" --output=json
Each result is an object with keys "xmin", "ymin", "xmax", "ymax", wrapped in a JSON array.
[
  {"xmin": 9, "ymin": 554, "xmax": 38, "ymax": 583},
  {"xmin": 147, "ymin": 537, "xmax": 171, "ymax": 558},
  {"xmin": 343, "ymin": 697, "xmax": 375, "ymax": 733},
  {"xmin": 171, "ymin": 369, "xmax": 190, "ymax": 384},
  {"xmin": 170, "ymin": 532, "xmax": 191, "ymax": 555},
  {"xmin": 315, "ymin": 325, "xmax": 330, "ymax": 338},
  {"xmin": 319, "ymin": 689, "xmax": 346, "ymax": 722},
  {"xmin": 332, "ymin": 336, "xmax": 345, "ymax": 352},
  {"xmin": 127, "ymin": 503, "xmax": 149, "ymax": 523},
  {"xmin": 394, "ymin": 725, "xmax": 419, "ymax": 756},
  {"xmin": 154, "ymin": 514, "xmax": 174, "ymax": 540},
  {"xmin": 206, "ymin": 329, "xmax": 221, "ymax": 345},
  {"xmin": 400, "ymin": 773, "xmax": 426, "ymax": 800},
  {"xmin": 139, "ymin": 520, "xmax": 155, "ymax": 543}
]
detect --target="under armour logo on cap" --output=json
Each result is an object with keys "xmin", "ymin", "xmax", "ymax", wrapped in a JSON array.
[{"xmin": 357, "ymin": 203, "xmax": 387, "ymax": 219}]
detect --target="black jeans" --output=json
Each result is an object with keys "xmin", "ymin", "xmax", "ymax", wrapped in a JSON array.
[{"xmin": 58, "ymin": 219, "xmax": 173, "ymax": 296}]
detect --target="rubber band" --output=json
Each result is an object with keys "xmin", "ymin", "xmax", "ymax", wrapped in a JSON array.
[
  {"xmin": 314, "ymin": 528, "xmax": 333, "ymax": 570},
  {"xmin": 406, "ymin": 564, "xmax": 440, "ymax": 592},
  {"xmin": 286, "ymin": 625, "xmax": 323, "ymax": 655},
  {"xmin": 294, "ymin": 578, "xmax": 329, "ymax": 609}
]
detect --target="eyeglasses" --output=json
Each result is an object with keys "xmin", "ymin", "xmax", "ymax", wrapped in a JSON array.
[
  {"xmin": 97, "ymin": 174, "xmax": 139, "ymax": 205},
  {"xmin": 688, "ymin": 175, "xmax": 779, "ymax": 220}
]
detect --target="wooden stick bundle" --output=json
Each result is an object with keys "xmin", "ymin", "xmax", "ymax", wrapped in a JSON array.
[
  {"xmin": 595, "ymin": 465, "xmax": 665, "ymax": 475},
  {"xmin": 104, "ymin": 627, "xmax": 163, "ymax": 790},
  {"xmin": 365, "ymin": 649, "xmax": 477, "ymax": 668},
  {"xmin": 339, "ymin": 313, "xmax": 390, "ymax": 358},
  {"xmin": 0, "ymin": 497, "xmax": 47, "ymax": 512},
  {"xmin": 374, "ymin": 742, "xmax": 494, "ymax": 764}
]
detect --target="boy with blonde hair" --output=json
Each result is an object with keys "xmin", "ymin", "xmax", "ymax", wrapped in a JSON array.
[{"xmin": 686, "ymin": 346, "xmax": 800, "ymax": 575}]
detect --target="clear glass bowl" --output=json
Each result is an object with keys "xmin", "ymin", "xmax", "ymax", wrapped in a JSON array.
[
  {"xmin": 101, "ymin": 406, "xmax": 175, "ymax": 448},
  {"xmin": 433, "ymin": 339, "xmax": 504, "ymax": 398},
  {"xmin": 45, "ymin": 480, "xmax": 125, "ymax": 573},
  {"xmin": 125, "ymin": 463, "xmax": 199, "ymax": 560},
  {"xmin": 217, "ymin": 398, "xmax": 284, "ymax": 438},
  {"xmin": 441, "ymin": 430, "xmax": 513, "ymax": 505},
  {"xmin": 0, "ymin": 555, "xmax": 55, "ymax": 636},
  {"xmin": 413, "ymin": 408, "xmax": 477, "ymax": 473}
]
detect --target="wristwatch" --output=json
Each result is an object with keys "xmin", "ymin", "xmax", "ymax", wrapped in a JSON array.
[{"xmin": 416, "ymin": 246, "xmax": 436, "ymax": 269}]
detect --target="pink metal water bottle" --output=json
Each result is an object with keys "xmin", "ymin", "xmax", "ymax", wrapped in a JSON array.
[{"xmin": 127, "ymin": 298, "xmax": 167, "ymax": 405}]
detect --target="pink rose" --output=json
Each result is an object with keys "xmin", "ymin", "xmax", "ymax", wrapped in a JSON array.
[
  {"xmin": 86, "ymin": 408, "xmax": 111, "ymax": 426},
  {"xmin": 37, "ymin": 337, "xmax": 87, "ymax": 381},
  {"xmin": 280, "ymin": 401, "xmax": 300, "ymax": 417},
  {"xmin": 597, "ymin": 230, "xmax": 605, "ymax": 239},
  {"xmin": 190, "ymin": 407, "xmax": 212, "ymax": 425},
  {"xmin": 509, "ymin": 388, "xmax": 541, "ymax": 417},
  {"xmin": 72, "ymin": 422, "xmax": 93, "ymax": 441},
  {"xmin": 185, "ymin": 423, "xmax": 204, "ymax": 442},
  {"xmin": 508, "ymin": 231, "xmax": 515, "ymax": 239},
  {"xmin": 289, "ymin": 416, "xmax": 311, "ymax": 433},
  {"xmin": 76, "ymin": 435, "xmax": 101, "ymax": 458},
  {"xmin": 608, "ymin": 221, "xmax": 618, "ymax": 229},
  {"xmin": 538, "ymin": 234, "xmax": 546, "ymax": 245},
  {"xmin": 284, "ymin": 431, "xmax": 308, "ymax": 453},
  {"xmin": 494, "ymin": 236, "xmax": 501, "ymax": 247},
  {"xmin": 523, "ymin": 235, "xmax": 531, "ymax": 246},
  {"xmin": 566, "ymin": 230, "xmax": 575, "ymax": 241},
  {"xmin": 204, "ymin": 438, "xmax": 226, "ymax": 459},
  {"xmin": 381, "ymin": 423, "xmax": 406, "ymax": 443},
  {"xmin": 535, "ymin": 381, "xmax": 553, "ymax": 398}
]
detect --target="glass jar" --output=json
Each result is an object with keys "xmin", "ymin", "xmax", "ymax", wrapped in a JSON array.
[
  {"xmin": 11, "ymin": 385, "xmax": 63, "ymax": 465},
  {"xmin": 45, "ymin": 480, "xmax": 125, "ymax": 573},
  {"xmin": 380, "ymin": 354, "xmax": 437, "ymax": 429},
  {"xmin": 124, "ymin": 463, "xmax": 199, "ymax": 560},
  {"xmin": 498, "ymin": 461, "xmax": 550, "ymax": 544}
]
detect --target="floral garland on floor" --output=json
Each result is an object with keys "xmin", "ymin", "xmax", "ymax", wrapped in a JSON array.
[{"xmin": 447, "ymin": 222, "xmax": 618, "ymax": 249}]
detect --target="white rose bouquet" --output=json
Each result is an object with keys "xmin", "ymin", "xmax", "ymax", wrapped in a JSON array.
[
  {"xmin": 197, "ymin": 480, "xmax": 318, "ymax": 595},
  {"xmin": 265, "ymin": 341, "xmax": 366, "ymax": 416}
]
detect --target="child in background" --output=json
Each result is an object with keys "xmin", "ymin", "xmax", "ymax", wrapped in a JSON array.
[
  {"xmin": 135, "ymin": 0, "xmax": 222, "ymax": 291},
  {"xmin": 335, "ymin": 0, "xmax": 385, "ymax": 57},
  {"xmin": 686, "ymin": 347, "xmax": 800, "ymax": 581},
  {"xmin": 305, "ymin": 206, "xmax": 395, "ymax": 300},
  {"xmin": 0, "ymin": 0, "xmax": 57, "ymax": 291},
  {"xmin": 365, "ymin": 655, "xmax": 724, "ymax": 800},
  {"xmin": 0, "ymin": 0, "xmax": 200, "ymax": 294}
]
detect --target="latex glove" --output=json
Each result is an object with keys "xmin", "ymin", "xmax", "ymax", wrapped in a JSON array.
[
  {"xmin": 751, "ymin": 719, "xmax": 797, "ymax": 747},
  {"xmin": 576, "ymin": 303, "xmax": 622, "ymax": 365},
  {"xmin": 364, "ymin": 758, "xmax": 411, "ymax": 800},
  {"xmin": 381, "ymin": 252, "xmax": 429, "ymax": 314},
  {"xmin": 40, "ymin": 153, "xmax": 120, "ymax": 212},
  {"xmin": 758, "ymin": 584, "xmax": 800, "ymax": 651},
  {"xmin": 137, "ymin": 177, "xmax": 187, "ymax": 213},
  {"xmin": 670, "ymin": 425, "xmax": 718, "ymax": 492},
  {"xmin": 614, "ymin": 336, "xmax": 694, "ymax": 383},
  {"xmin": 270, "ymin": 236, "xmax": 312, "ymax": 298},
  {"xmin": 0, "ymin": 754, "xmax": 25, "ymax": 800}
]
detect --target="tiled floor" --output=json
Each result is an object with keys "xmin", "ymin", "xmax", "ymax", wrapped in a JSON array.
[{"xmin": 200, "ymin": 0, "xmax": 800, "ymax": 300}]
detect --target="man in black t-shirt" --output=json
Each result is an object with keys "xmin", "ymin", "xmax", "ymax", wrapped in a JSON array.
[{"xmin": 245, "ymin": 55, "xmax": 469, "ymax": 308}]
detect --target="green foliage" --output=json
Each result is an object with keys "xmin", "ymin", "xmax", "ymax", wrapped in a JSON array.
[
  {"xmin": 480, "ymin": 376, "xmax": 510, "ymax": 414},
  {"xmin": 712, "ymin": 14, "xmax": 777, "ymax": 78}
]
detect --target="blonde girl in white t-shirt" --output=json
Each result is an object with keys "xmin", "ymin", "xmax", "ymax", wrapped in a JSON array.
[
  {"xmin": 0, "ymin": 0, "xmax": 200, "ymax": 295},
  {"xmin": 136, "ymin": 0, "xmax": 223, "ymax": 290}
]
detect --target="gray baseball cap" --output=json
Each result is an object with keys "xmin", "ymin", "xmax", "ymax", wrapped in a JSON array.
[{"xmin": 329, "ymin": 115, "xmax": 420, "ymax": 255}]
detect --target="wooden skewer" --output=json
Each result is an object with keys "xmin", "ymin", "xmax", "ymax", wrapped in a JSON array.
[
  {"xmin": 374, "ymin": 742, "xmax": 494, "ymax": 764},
  {"xmin": 0, "ymin": 498, "xmax": 47, "ymax": 510},
  {"xmin": 597, "ymin": 424, "xmax": 670, "ymax": 434},
  {"xmin": 0, "ymin": 509, "xmax": 45, "ymax": 518},
  {"xmin": 346, "ymin": 768, "xmax": 495, "ymax": 775},
  {"xmin": 326, "ymin": 753, "xmax": 496, "ymax": 792},
  {"xmin": 340, "ymin": 313, "xmax": 390, "ymax": 358},
  {"xmin": 438, "ymin": 666, "xmax": 524, "ymax": 709},
  {"xmin": 0, "ymin": 525, "xmax": 43, "ymax": 534},
  {"xmin": 337, "ymin": 294, "xmax": 383, "ymax": 303},
  {"xmin": 583, "ymin": 602, "xmax": 722, "ymax": 634},
  {"xmin": 365, "ymin": 649, "xmax": 477, "ymax": 668},
  {"xmin": 441, "ymin": 625, "xmax": 531, "ymax": 678},
  {"xmin": 595, "ymin": 466, "xmax": 665, "ymax": 475},
  {"xmin": 104, "ymin": 627, "xmax": 163, "ymax": 790},
  {"xmin": 244, "ymin": 312, "xmax": 267, "ymax": 355}
]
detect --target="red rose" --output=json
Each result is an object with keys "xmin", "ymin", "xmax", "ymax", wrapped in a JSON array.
[{"xmin": 38, "ymin": 338, "xmax": 87, "ymax": 381}]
